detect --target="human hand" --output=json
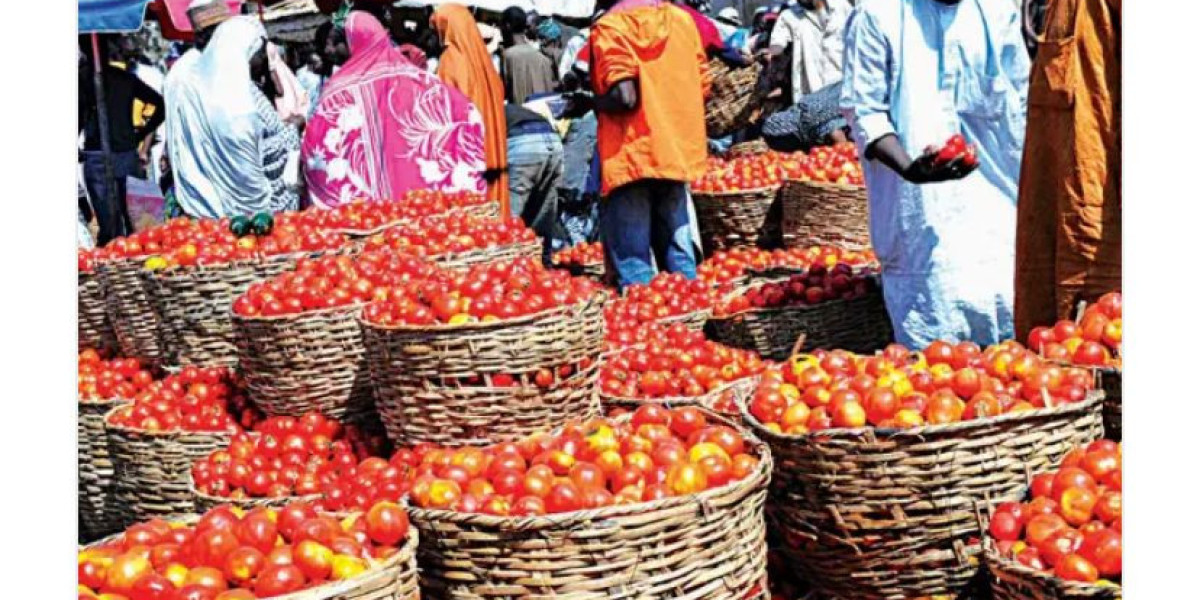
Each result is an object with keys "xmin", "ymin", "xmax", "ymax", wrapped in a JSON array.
[{"xmin": 902, "ymin": 148, "xmax": 978, "ymax": 184}]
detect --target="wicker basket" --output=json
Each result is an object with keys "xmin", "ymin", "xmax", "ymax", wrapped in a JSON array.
[
  {"xmin": 79, "ymin": 398, "xmax": 125, "ymax": 542},
  {"xmin": 190, "ymin": 474, "xmax": 322, "ymax": 514},
  {"xmin": 707, "ymin": 285, "xmax": 894, "ymax": 360},
  {"xmin": 104, "ymin": 408, "xmax": 235, "ymax": 525},
  {"xmin": 409, "ymin": 411, "xmax": 771, "ymax": 599},
  {"xmin": 780, "ymin": 179, "xmax": 871, "ymax": 250},
  {"xmin": 600, "ymin": 376, "xmax": 759, "ymax": 423},
  {"xmin": 429, "ymin": 238, "xmax": 543, "ymax": 271},
  {"xmin": 727, "ymin": 140, "xmax": 769, "ymax": 159},
  {"xmin": 740, "ymin": 392, "xmax": 1105, "ymax": 600},
  {"xmin": 97, "ymin": 257, "xmax": 165, "ymax": 368},
  {"xmin": 233, "ymin": 304, "xmax": 373, "ymax": 419},
  {"xmin": 986, "ymin": 543, "xmax": 1121, "ymax": 600},
  {"xmin": 145, "ymin": 260, "xmax": 265, "ymax": 367},
  {"xmin": 555, "ymin": 261, "xmax": 606, "ymax": 284},
  {"xmin": 1097, "ymin": 367, "xmax": 1121, "ymax": 441},
  {"xmin": 456, "ymin": 200, "xmax": 501, "ymax": 220},
  {"xmin": 656, "ymin": 308, "xmax": 712, "ymax": 332},
  {"xmin": 79, "ymin": 272, "xmax": 116, "ymax": 352},
  {"xmin": 362, "ymin": 295, "xmax": 607, "ymax": 446},
  {"xmin": 81, "ymin": 515, "xmax": 421, "ymax": 600},
  {"xmin": 693, "ymin": 186, "xmax": 783, "ymax": 254},
  {"xmin": 706, "ymin": 59, "xmax": 765, "ymax": 139}
]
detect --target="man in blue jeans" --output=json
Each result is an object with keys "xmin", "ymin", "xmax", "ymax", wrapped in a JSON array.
[{"xmin": 506, "ymin": 103, "xmax": 567, "ymax": 261}]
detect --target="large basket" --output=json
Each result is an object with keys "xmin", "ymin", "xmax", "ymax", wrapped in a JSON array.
[
  {"xmin": 1097, "ymin": 367, "xmax": 1121, "ymax": 441},
  {"xmin": 81, "ymin": 515, "xmax": 421, "ymax": 600},
  {"xmin": 986, "ymin": 542, "xmax": 1121, "ymax": 600},
  {"xmin": 707, "ymin": 285, "xmax": 894, "ymax": 360},
  {"xmin": 145, "ymin": 260, "xmax": 264, "ymax": 367},
  {"xmin": 97, "ymin": 257, "xmax": 165, "ymax": 368},
  {"xmin": 362, "ymin": 295, "xmax": 607, "ymax": 446},
  {"xmin": 233, "ymin": 304, "xmax": 373, "ymax": 419},
  {"xmin": 600, "ymin": 375, "xmax": 759, "ymax": 422},
  {"xmin": 780, "ymin": 179, "xmax": 871, "ymax": 250},
  {"xmin": 408, "ymin": 411, "xmax": 771, "ymax": 599},
  {"xmin": 705, "ymin": 59, "xmax": 765, "ymax": 139},
  {"xmin": 104, "ymin": 408, "xmax": 234, "ymax": 525},
  {"xmin": 692, "ymin": 186, "xmax": 783, "ymax": 254},
  {"xmin": 79, "ymin": 398, "xmax": 125, "ymax": 542},
  {"xmin": 79, "ymin": 272, "xmax": 116, "ymax": 352},
  {"xmin": 740, "ymin": 392, "xmax": 1104, "ymax": 600}
]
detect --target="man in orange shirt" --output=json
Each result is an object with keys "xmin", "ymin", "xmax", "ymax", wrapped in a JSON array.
[{"xmin": 581, "ymin": 0, "xmax": 709, "ymax": 289}]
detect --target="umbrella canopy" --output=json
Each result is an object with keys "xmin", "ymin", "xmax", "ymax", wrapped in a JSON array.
[{"xmin": 79, "ymin": 0, "xmax": 154, "ymax": 33}]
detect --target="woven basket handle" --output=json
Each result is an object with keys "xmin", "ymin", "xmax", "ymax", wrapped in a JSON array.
[{"xmin": 787, "ymin": 333, "xmax": 809, "ymax": 364}]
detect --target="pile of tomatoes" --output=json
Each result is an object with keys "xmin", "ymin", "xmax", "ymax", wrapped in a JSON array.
[
  {"xmin": 407, "ymin": 407, "xmax": 758, "ymax": 515},
  {"xmin": 600, "ymin": 325, "xmax": 767, "ymax": 400},
  {"xmin": 78, "ymin": 500, "xmax": 411, "ymax": 599},
  {"xmin": 232, "ymin": 252, "xmax": 439, "ymax": 318},
  {"xmin": 78, "ymin": 349, "xmax": 156, "ymax": 403},
  {"xmin": 552, "ymin": 241, "xmax": 604, "ymax": 267},
  {"xmin": 989, "ymin": 441, "xmax": 1121, "ymax": 584},
  {"xmin": 605, "ymin": 273, "xmax": 717, "ymax": 328},
  {"xmin": 105, "ymin": 365, "xmax": 261, "ymax": 433},
  {"xmin": 361, "ymin": 257, "xmax": 603, "ymax": 327},
  {"xmin": 1027, "ymin": 292, "xmax": 1122, "ymax": 368},
  {"xmin": 691, "ymin": 152, "xmax": 798, "ymax": 193},
  {"xmin": 791, "ymin": 143, "xmax": 864, "ymax": 186},
  {"xmin": 750, "ymin": 340, "xmax": 1097, "ymax": 433},
  {"xmin": 714, "ymin": 264, "xmax": 877, "ymax": 317},
  {"xmin": 305, "ymin": 190, "xmax": 487, "ymax": 232},
  {"xmin": 80, "ymin": 248, "xmax": 100, "ymax": 273},
  {"xmin": 148, "ymin": 213, "xmax": 346, "ymax": 271},
  {"xmin": 697, "ymin": 246, "xmax": 878, "ymax": 286},
  {"xmin": 90, "ymin": 218, "xmax": 214, "ymax": 262},
  {"xmin": 360, "ymin": 215, "xmax": 537, "ymax": 259}
]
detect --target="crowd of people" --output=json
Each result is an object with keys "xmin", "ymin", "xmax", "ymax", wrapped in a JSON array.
[{"xmin": 77, "ymin": 0, "xmax": 1119, "ymax": 354}]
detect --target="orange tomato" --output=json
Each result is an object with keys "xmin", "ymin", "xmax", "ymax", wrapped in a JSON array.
[{"xmin": 665, "ymin": 463, "xmax": 709, "ymax": 495}]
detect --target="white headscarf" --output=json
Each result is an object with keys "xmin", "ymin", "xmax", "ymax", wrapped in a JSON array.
[{"xmin": 169, "ymin": 17, "xmax": 273, "ymax": 218}]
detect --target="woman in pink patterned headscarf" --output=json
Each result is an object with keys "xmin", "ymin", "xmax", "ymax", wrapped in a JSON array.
[{"xmin": 301, "ymin": 11, "xmax": 486, "ymax": 209}]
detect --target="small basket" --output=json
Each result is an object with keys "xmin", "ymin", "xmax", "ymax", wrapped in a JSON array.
[
  {"xmin": 692, "ymin": 186, "xmax": 783, "ymax": 254},
  {"xmin": 707, "ymin": 283, "xmax": 893, "ymax": 360},
  {"xmin": 780, "ymin": 179, "xmax": 871, "ymax": 250},
  {"xmin": 726, "ymin": 140, "xmax": 769, "ymax": 159},
  {"xmin": 741, "ymin": 392, "xmax": 1105, "ymax": 600},
  {"xmin": 706, "ymin": 59, "xmax": 765, "ymax": 139},
  {"xmin": 190, "ymin": 473, "xmax": 322, "ymax": 515},
  {"xmin": 986, "ymin": 542, "xmax": 1121, "ymax": 600},
  {"xmin": 1097, "ymin": 367, "xmax": 1121, "ymax": 441},
  {"xmin": 145, "ymin": 260, "xmax": 265, "ymax": 367},
  {"xmin": 362, "ymin": 295, "xmax": 607, "ymax": 446},
  {"xmin": 408, "ymin": 410, "xmax": 771, "ymax": 600},
  {"xmin": 104, "ymin": 407, "xmax": 235, "ymax": 525},
  {"xmin": 79, "ymin": 398, "xmax": 125, "ymax": 542},
  {"xmin": 601, "ymin": 376, "xmax": 759, "ymax": 422},
  {"xmin": 97, "ymin": 257, "xmax": 165, "ymax": 368},
  {"xmin": 81, "ymin": 514, "xmax": 421, "ymax": 600},
  {"xmin": 656, "ymin": 308, "xmax": 712, "ymax": 332},
  {"xmin": 233, "ymin": 304, "xmax": 373, "ymax": 419},
  {"xmin": 78, "ymin": 272, "xmax": 116, "ymax": 352}
]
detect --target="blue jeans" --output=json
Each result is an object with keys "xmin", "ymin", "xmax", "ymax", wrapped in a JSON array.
[
  {"xmin": 508, "ymin": 131, "xmax": 566, "ymax": 261},
  {"xmin": 83, "ymin": 150, "xmax": 140, "ymax": 246},
  {"xmin": 601, "ymin": 179, "xmax": 698, "ymax": 290}
]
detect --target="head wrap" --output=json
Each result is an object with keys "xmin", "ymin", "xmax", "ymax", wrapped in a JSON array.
[
  {"xmin": 187, "ymin": 0, "xmax": 233, "ymax": 32},
  {"xmin": 536, "ymin": 18, "xmax": 562, "ymax": 41}
]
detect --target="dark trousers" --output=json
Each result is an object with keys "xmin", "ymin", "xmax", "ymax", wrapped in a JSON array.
[{"xmin": 83, "ymin": 150, "xmax": 140, "ymax": 246}]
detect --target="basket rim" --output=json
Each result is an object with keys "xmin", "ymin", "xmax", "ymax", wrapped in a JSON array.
[
  {"xmin": 653, "ymin": 306, "xmax": 714, "ymax": 324},
  {"xmin": 102, "ymin": 404, "xmax": 240, "ymax": 439},
  {"xmin": 358, "ymin": 290, "xmax": 608, "ymax": 333},
  {"xmin": 599, "ymin": 372, "xmax": 760, "ymax": 407},
  {"xmin": 408, "ymin": 408, "xmax": 772, "ymax": 529},
  {"xmin": 781, "ymin": 177, "xmax": 865, "ymax": 191},
  {"xmin": 142, "ymin": 258, "xmax": 264, "ymax": 279},
  {"xmin": 710, "ymin": 278, "xmax": 882, "ymax": 321},
  {"xmin": 79, "ymin": 395, "xmax": 127, "ymax": 408},
  {"xmin": 740, "ymin": 389, "xmax": 1104, "ymax": 441},
  {"xmin": 339, "ymin": 201, "xmax": 503, "ymax": 237},
  {"xmin": 691, "ymin": 185, "xmax": 781, "ymax": 199},
  {"xmin": 188, "ymin": 470, "xmax": 323, "ymax": 507},
  {"xmin": 230, "ymin": 301, "xmax": 366, "ymax": 323},
  {"xmin": 361, "ymin": 235, "xmax": 541, "ymax": 260},
  {"xmin": 984, "ymin": 541, "xmax": 1122, "ymax": 596}
]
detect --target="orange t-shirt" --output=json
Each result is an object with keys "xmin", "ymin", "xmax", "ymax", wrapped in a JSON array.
[{"xmin": 591, "ymin": 2, "xmax": 710, "ymax": 194}]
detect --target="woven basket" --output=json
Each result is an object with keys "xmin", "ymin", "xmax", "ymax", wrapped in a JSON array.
[
  {"xmin": 97, "ymin": 257, "xmax": 165, "ymax": 368},
  {"xmin": 362, "ymin": 295, "xmax": 607, "ymax": 446},
  {"xmin": 79, "ymin": 272, "xmax": 116, "ymax": 352},
  {"xmin": 81, "ymin": 515, "xmax": 421, "ymax": 600},
  {"xmin": 456, "ymin": 200, "xmax": 501, "ymax": 220},
  {"xmin": 233, "ymin": 304, "xmax": 373, "ymax": 419},
  {"xmin": 780, "ymin": 179, "xmax": 871, "ymax": 250},
  {"xmin": 693, "ymin": 186, "xmax": 783, "ymax": 254},
  {"xmin": 190, "ymin": 474, "xmax": 322, "ymax": 515},
  {"xmin": 601, "ymin": 375, "xmax": 759, "ymax": 423},
  {"xmin": 656, "ymin": 308, "xmax": 712, "ymax": 332},
  {"xmin": 740, "ymin": 392, "xmax": 1105, "ymax": 600},
  {"xmin": 409, "ymin": 410, "xmax": 771, "ymax": 599},
  {"xmin": 104, "ymin": 408, "xmax": 235, "ymax": 525},
  {"xmin": 430, "ymin": 238, "xmax": 543, "ymax": 271},
  {"xmin": 707, "ymin": 285, "xmax": 894, "ymax": 360},
  {"xmin": 1097, "ymin": 367, "xmax": 1121, "ymax": 441},
  {"xmin": 145, "ymin": 260, "xmax": 265, "ymax": 367},
  {"xmin": 555, "ymin": 261, "xmax": 606, "ymax": 284},
  {"xmin": 727, "ymin": 140, "xmax": 769, "ymax": 159},
  {"xmin": 986, "ymin": 543, "xmax": 1121, "ymax": 600},
  {"xmin": 706, "ymin": 59, "xmax": 765, "ymax": 139},
  {"xmin": 79, "ymin": 398, "xmax": 126, "ymax": 542}
]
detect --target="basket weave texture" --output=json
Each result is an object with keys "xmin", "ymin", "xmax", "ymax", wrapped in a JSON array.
[
  {"xmin": 362, "ymin": 295, "xmax": 607, "ymax": 446},
  {"xmin": 600, "ymin": 375, "xmax": 759, "ymax": 422},
  {"xmin": 105, "ymin": 407, "xmax": 234, "ymax": 525},
  {"xmin": 693, "ymin": 186, "xmax": 783, "ymax": 254},
  {"xmin": 79, "ymin": 272, "xmax": 117, "ymax": 352},
  {"xmin": 233, "ymin": 304, "xmax": 373, "ymax": 419},
  {"xmin": 98, "ymin": 257, "xmax": 165, "ymax": 367},
  {"xmin": 408, "ymin": 411, "xmax": 771, "ymax": 600},
  {"xmin": 428, "ymin": 238, "xmax": 542, "ymax": 271},
  {"xmin": 656, "ymin": 308, "xmax": 712, "ymax": 332},
  {"xmin": 707, "ymin": 284, "xmax": 894, "ymax": 360},
  {"xmin": 780, "ymin": 179, "xmax": 871, "ymax": 250},
  {"xmin": 79, "ymin": 398, "xmax": 125, "ymax": 542},
  {"xmin": 727, "ymin": 140, "xmax": 769, "ymax": 158},
  {"xmin": 741, "ymin": 392, "xmax": 1105, "ymax": 600},
  {"xmin": 986, "ymin": 544, "xmax": 1121, "ymax": 600},
  {"xmin": 705, "ymin": 59, "xmax": 765, "ymax": 138},
  {"xmin": 190, "ymin": 475, "xmax": 322, "ymax": 514}
]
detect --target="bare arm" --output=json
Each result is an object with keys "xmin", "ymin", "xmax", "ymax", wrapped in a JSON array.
[{"xmin": 594, "ymin": 79, "xmax": 638, "ymax": 113}]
